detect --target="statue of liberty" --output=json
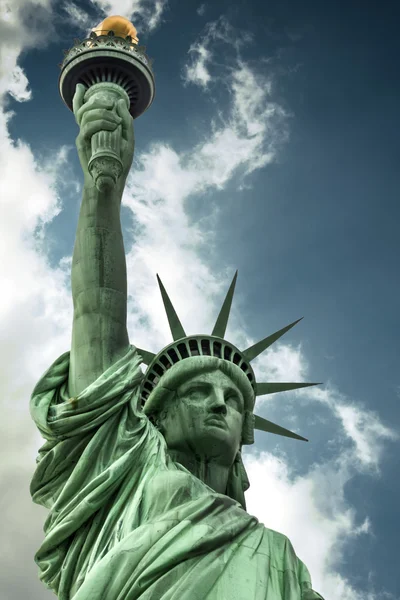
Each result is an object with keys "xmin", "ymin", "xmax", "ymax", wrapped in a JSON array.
[{"xmin": 30, "ymin": 16, "xmax": 325, "ymax": 600}]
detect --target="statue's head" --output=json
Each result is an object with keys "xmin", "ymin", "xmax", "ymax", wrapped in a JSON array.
[
  {"xmin": 160, "ymin": 369, "xmax": 243, "ymax": 464},
  {"xmin": 137, "ymin": 272, "xmax": 317, "ymax": 508},
  {"xmin": 143, "ymin": 357, "xmax": 255, "ymax": 468}
]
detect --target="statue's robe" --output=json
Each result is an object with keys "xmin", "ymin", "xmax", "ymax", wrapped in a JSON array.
[{"xmin": 30, "ymin": 345, "xmax": 324, "ymax": 600}]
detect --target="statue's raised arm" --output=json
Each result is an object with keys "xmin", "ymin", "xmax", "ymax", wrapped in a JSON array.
[{"xmin": 69, "ymin": 83, "xmax": 134, "ymax": 397}]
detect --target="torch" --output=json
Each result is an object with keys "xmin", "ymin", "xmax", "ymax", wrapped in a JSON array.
[{"xmin": 59, "ymin": 15, "xmax": 155, "ymax": 192}]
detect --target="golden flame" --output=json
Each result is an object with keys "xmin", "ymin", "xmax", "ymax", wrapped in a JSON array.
[{"xmin": 92, "ymin": 15, "xmax": 138, "ymax": 44}]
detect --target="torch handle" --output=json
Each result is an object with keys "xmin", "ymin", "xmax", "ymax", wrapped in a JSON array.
[{"xmin": 83, "ymin": 83, "xmax": 130, "ymax": 193}]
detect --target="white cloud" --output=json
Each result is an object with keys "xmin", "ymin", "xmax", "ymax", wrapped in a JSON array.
[
  {"xmin": 0, "ymin": 0, "xmax": 54, "ymax": 105},
  {"xmin": 308, "ymin": 385, "xmax": 398, "ymax": 471},
  {"xmin": 61, "ymin": 0, "xmax": 168, "ymax": 36},
  {"xmin": 87, "ymin": 0, "xmax": 168, "ymax": 32},
  {"xmin": 3, "ymin": 64, "xmax": 31, "ymax": 102},
  {"xmin": 0, "ymin": 2, "xmax": 77, "ymax": 598},
  {"xmin": 0, "ymin": 109, "xmax": 74, "ymax": 381},
  {"xmin": 184, "ymin": 43, "xmax": 212, "ymax": 88},
  {"xmin": 244, "ymin": 450, "xmax": 371, "ymax": 600},
  {"xmin": 243, "ymin": 379, "xmax": 397, "ymax": 600},
  {"xmin": 121, "ymin": 50, "xmax": 289, "ymax": 352},
  {"xmin": 62, "ymin": 1, "xmax": 93, "ymax": 29},
  {"xmin": 146, "ymin": 0, "xmax": 166, "ymax": 30},
  {"xmin": 197, "ymin": 3, "xmax": 206, "ymax": 16},
  {"xmin": 183, "ymin": 16, "xmax": 254, "ymax": 88},
  {"xmin": 241, "ymin": 341, "xmax": 397, "ymax": 599}
]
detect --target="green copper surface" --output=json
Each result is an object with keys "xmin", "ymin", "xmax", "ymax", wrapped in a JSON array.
[
  {"xmin": 211, "ymin": 269, "xmax": 238, "ymax": 337},
  {"xmin": 136, "ymin": 347, "xmax": 156, "ymax": 365},
  {"xmin": 254, "ymin": 414, "xmax": 309, "ymax": 442},
  {"xmin": 29, "ymin": 79, "xmax": 325, "ymax": 599},
  {"xmin": 157, "ymin": 273, "xmax": 187, "ymax": 340},
  {"xmin": 243, "ymin": 317, "xmax": 304, "ymax": 362}
]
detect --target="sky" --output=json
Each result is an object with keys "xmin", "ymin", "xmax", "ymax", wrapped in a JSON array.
[{"xmin": 0, "ymin": 0, "xmax": 399, "ymax": 599}]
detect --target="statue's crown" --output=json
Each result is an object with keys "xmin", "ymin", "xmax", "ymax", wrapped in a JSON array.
[{"xmin": 137, "ymin": 272, "xmax": 321, "ymax": 442}]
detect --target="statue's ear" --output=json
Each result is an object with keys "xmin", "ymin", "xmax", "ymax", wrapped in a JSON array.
[
  {"xmin": 242, "ymin": 410, "xmax": 255, "ymax": 445},
  {"xmin": 148, "ymin": 411, "xmax": 166, "ymax": 436},
  {"xmin": 148, "ymin": 412, "xmax": 157, "ymax": 426}
]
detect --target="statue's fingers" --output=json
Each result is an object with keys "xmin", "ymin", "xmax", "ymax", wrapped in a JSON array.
[
  {"xmin": 80, "ymin": 108, "xmax": 122, "ymax": 129},
  {"xmin": 80, "ymin": 119, "xmax": 120, "ymax": 141},
  {"xmin": 72, "ymin": 84, "xmax": 87, "ymax": 124},
  {"xmin": 75, "ymin": 98, "xmax": 115, "ymax": 129},
  {"xmin": 116, "ymin": 99, "xmax": 133, "ymax": 142}
]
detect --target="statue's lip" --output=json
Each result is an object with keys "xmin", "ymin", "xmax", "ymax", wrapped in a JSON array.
[{"xmin": 206, "ymin": 416, "xmax": 226, "ymax": 427}]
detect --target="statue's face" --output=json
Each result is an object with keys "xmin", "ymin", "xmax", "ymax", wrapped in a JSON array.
[{"xmin": 159, "ymin": 369, "xmax": 244, "ymax": 466}]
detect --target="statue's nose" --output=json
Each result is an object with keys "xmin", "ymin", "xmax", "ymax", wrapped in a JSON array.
[{"xmin": 209, "ymin": 390, "xmax": 227, "ymax": 415}]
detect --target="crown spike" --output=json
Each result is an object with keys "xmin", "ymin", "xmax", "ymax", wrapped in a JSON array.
[
  {"xmin": 136, "ymin": 348, "xmax": 156, "ymax": 365},
  {"xmin": 254, "ymin": 414, "xmax": 308, "ymax": 441},
  {"xmin": 242, "ymin": 317, "xmax": 304, "ymax": 362},
  {"xmin": 256, "ymin": 382, "xmax": 322, "ymax": 396},
  {"xmin": 211, "ymin": 270, "xmax": 238, "ymax": 338},
  {"xmin": 157, "ymin": 275, "xmax": 186, "ymax": 341}
]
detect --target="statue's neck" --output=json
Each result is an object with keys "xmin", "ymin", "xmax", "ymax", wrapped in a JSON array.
[{"xmin": 168, "ymin": 449, "xmax": 230, "ymax": 495}]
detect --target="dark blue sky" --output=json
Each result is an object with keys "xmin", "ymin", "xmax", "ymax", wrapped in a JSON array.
[{"xmin": 4, "ymin": 0, "xmax": 400, "ymax": 598}]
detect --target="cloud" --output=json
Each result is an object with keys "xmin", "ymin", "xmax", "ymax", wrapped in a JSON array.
[
  {"xmin": 146, "ymin": 0, "xmax": 166, "ymax": 30},
  {"xmin": 62, "ymin": 1, "xmax": 94, "ymax": 29},
  {"xmin": 183, "ymin": 15, "xmax": 253, "ymax": 88},
  {"xmin": 0, "ymin": 1, "xmax": 78, "ymax": 598},
  {"xmin": 0, "ymin": 108, "xmax": 74, "ymax": 398},
  {"xmin": 61, "ymin": 0, "xmax": 168, "ymax": 36},
  {"xmin": 3, "ymin": 64, "xmax": 31, "ymax": 102},
  {"xmin": 184, "ymin": 42, "xmax": 212, "ymax": 88},
  {"xmin": 120, "ymin": 37, "xmax": 290, "ymax": 351},
  {"xmin": 181, "ymin": 21, "xmax": 287, "ymax": 175},
  {"xmin": 86, "ymin": 0, "xmax": 168, "ymax": 32},
  {"xmin": 0, "ymin": 0, "xmax": 55, "ymax": 105},
  {"xmin": 243, "ymin": 340, "xmax": 396, "ymax": 596},
  {"xmin": 241, "ymin": 341, "xmax": 397, "ymax": 599},
  {"xmin": 197, "ymin": 3, "xmax": 206, "ymax": 16},
  {"xmin": 308, "ymin": 385, "xmax": 398, "ymax": 471},
  {"xmin": 244, "ymin": 450, "xmax": 372, "ymax": 600},
  {"xmin": 244, "ymin": 384, "xmax": 397, "ymax": 600}
]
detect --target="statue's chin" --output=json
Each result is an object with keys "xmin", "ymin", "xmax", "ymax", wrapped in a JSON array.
[
  {"xmin": 168, "ymin": 435, "xmax": 234, "ymax": 459},
  {"xmin": 194, "ymin": 434, "xmax": 238, "ymax": 465},
  {"xmin": 164, "ymin": 422, "xmax": 239, "ymax": 466}
]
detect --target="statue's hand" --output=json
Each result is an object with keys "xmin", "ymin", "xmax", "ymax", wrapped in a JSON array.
[{"xmin": 72, "ymin": 83, "xmax": 135, "ymax": 195}]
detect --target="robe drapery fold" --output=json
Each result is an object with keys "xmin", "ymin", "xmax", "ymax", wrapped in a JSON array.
[{"xmin": 30, "ymin": 345, "xmax": 324, "ymax": 600}]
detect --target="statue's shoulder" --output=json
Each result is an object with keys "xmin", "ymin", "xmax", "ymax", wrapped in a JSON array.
[
  {"xmin": 261, "ymin": 524, "xmax": 292, "ymax": 547},
  {"xmin": 256, "ymin": 524, "xmax": 299, "ymax": 565}
]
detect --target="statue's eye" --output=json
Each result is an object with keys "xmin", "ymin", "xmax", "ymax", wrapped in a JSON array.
[
  {"xmin": 226, "ymin": 394, "xmax": 241, "ymax": 409},
  {"xmin": 186, "ymin": 386, "xmax": 208, "ymax": 400}
]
